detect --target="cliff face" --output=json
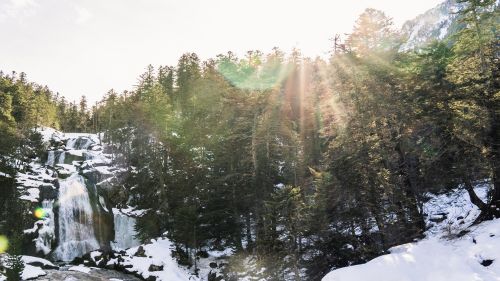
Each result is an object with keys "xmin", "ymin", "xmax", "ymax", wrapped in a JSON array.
[{"xmin": 400, "ymin": 0, "xmax": 464, "ymax": 51}]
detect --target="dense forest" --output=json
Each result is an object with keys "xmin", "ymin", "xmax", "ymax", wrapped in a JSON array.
[{"xmin": 0, "ymin": 0, "xmax": 498, "ymax": 280}]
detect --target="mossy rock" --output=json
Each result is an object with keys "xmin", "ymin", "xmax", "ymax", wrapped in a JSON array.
[
  {"xmin": 57, "ymin": 172, "xmax": 72, "ymax": 180},
  {"xmin": 63, "ymin": 153, "xmax": 84, "ymax": 164}
]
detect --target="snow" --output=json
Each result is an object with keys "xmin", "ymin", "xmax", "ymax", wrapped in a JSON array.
[
  {"xmin": 424, "ymin": 183, "xmax": 489, "ymax": 237},
  {"xmin": 1, "ymin": 255, "xmax": 49, "ymax": 280},
  {"xmin": 117, "ymin": 206, "xmax": 149, "ymax": 217},
  {"xmin": 16, "ymin": 162, "xmax": 56, "ymax": 202},
  {"xmin": 208, "ymin": 248, "xmax": 234, "ymax": 258},
  {"xmin": 323, "ymin": 219, "xmax": 500, "ymax": 281},
  {"xmin": 34, "ymin": 126, "xmax": 63, "ymax": 144},
  {"xmin": 105, "ymin": 237, "xmax": 194, "ymax": 281},
  {"xmin": 0, "ymin": 171, "xmax": 12, "ymax": 178},
  {"xmin": 19, "ymin": 188, "xmax": 40, "ymax": 202},
  {"xmin": 323, "ymin": 183, "xmax": 500, "ymax": 281},
  {"xmin": 68, "ymin": 265, "xmax": 92, "ymax": 274},
  {"xmin": 21, "ymin": 264, "xmax": 46, "ymax": 280},
  {"xmin": 400, "ymin": 0, "xmax": 459, "ymax": 50},
  {"xmin": 21, "ymin": 256, "xmax": 56, "ymax": 268}
]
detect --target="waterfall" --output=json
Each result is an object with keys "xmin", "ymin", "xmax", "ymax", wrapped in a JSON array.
[
  {"xmin": 46, "ymin": 151, "xmax": 55, "ymax": 166},
  {"xmin": 46, "ymin": 150, "xmax": 64, "ymax": 166},
  {"xmin": 66, "ymin": 138, "xmax": 77, "ymax": 149},
  {"xmin": 111, "ymin": 209, "xmax": 141, "ymax": 250},
  {"xmin": 35, "ymin": 200, "xmax": 55, "ymax": 255},
  {"xmin": 66, "ymin": 137, "xmax": 92, "ymax": 150},
  {"xmin": 41, "ymin": 135, "xmax": 121, "ymax": 262},
  {"xmin": 57, "ymin": 151, "xmax": 65, "ymax": 164},
  {"xmin": 53, "ymin": 174, "xmax": 100, "ymax": 261}
]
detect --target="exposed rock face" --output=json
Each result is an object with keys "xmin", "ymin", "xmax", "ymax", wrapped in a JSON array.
[{"xmin": 400, "ymin": 0, "xmax": 463, "ymax": 50}]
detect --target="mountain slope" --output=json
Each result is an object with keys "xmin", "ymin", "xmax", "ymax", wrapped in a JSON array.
[{"xmin": 400, "ymin": 0, "xmax": 463, "ymax": 50}]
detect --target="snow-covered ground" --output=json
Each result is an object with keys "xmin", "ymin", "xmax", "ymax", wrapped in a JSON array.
[
  {"xmin": 323, "ymin": 183, "xmax": 500, "ymax": 281},
  {"xmin": 86, "ymin": 235, "xmax": 230, "ymax": 281}
]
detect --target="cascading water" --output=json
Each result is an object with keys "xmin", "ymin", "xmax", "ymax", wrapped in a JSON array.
[
  {"xmin": 57, "ymin": 151, "xmax": 65, "ymax": 164},
  {"xmin": 65, "ymin": 138, "xmax": 77, "ymax": 149},
  {"xmin": 34, "ymin": 200, "xmax": 55, "ymax": 255},
  {"xmin": 66, "ymin": 137, "xmax": 92, "ymax": 150},
  {"xmin": 53, "ymin": 172, "xmax": 100, "ymax": 261},
  {"xmin": 46, "ymin": 151, "xmax": 55, "ymax": 166},
  {"xmin": 111, "ymin": 210, "xmax": 141, "ymax": 250}
]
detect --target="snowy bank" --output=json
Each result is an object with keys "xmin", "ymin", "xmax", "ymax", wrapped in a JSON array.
[
  {"xmin": 323, "ymin": 184, "xmax": 500, "ymax": 281},
  {"xmin": 323, "ymin": 219, "xmax": 500, "ymax": 281}
]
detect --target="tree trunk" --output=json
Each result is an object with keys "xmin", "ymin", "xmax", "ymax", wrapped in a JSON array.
[
  {"xmin": 488, "ymin": 111, "xmax": 500, "ymax": 218},
  {"xmin": 464, "ymin": 179, "xmax": 487, "ymax": 211},
  {"xmin": 245, "ymin": 213, "xmax": 253, "ymax": 251}
]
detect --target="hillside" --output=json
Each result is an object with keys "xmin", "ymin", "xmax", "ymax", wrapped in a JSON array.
[{"xmin": 323, "ymin": 184, "xmax": 500, "ymax": 281}]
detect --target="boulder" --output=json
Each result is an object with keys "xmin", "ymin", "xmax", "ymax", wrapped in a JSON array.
[
  {"xmin": 134, "ymin": 246, "xmax": 146, "ymax": 257},
  {"xmin": 148, "ymin": 264, "xmax": 164, "ymax": 271}
]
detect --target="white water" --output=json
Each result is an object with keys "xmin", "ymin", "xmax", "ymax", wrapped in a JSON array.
[
  {"xmin": 66, "ymin": 138, "xmax": 77, "ymax": 149},
  {"xmin": 66, "ymin": 137, "xmax": 92, "ymax": 150},
  {"xmin": 46, "ymin": 150, "xmax": 65, "ymax": 166},
  {"xmin": 111, "ymin": 209, "xmax": 141, "ymax": 250},
  {"xmin": 57, "ymin": 151, "xmax": 65, "ymax": 164},
  {"xmin": 46, "ymin": 151, "xmax": 55, "ymax": 166},
  {"xmin": 35, "ymin": 200, "xmax": 55, "ymax": 255},
  {"xmin": 53, "ymin": 173, "xmax": 100, "ymax": 261}
]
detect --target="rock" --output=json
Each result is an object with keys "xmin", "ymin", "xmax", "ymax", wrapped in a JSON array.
[
  {"xmin": 481, "ymin": 259, "xmax": 494, "ymax": 267},
  {"xmin": 105, "ymin": 263, "xmax": 116, "ymax": 270},
  {"xmin": 148, "ymin": 264, "xmax": 164, "ymax": 271},
  {"xmin": 25, "ymin": 261, "xmax": 59, "ymax": 270},
  {"xmin": 209, "ymin": 262, "xmax": 218, "ymax": 269},
  {"xmin": 197, "ymin": 250, "xmax": 209, "ymax": 258},
  {"xmin": 134, "ymin": 246, "xmax": 146, "ymax": 257},
  {"xmin": 94, "ymin": 254, "xmax": 103, "ymax": 262},
  {"xmin": 38, "ymin": 185, "xmax": 58, "ymax": 200},
  {"xmin": 97, "ymin": 257, "xmax": 109, "ymax": 268},
  {"xmin": 145, "ymin": 276, "xmax": 157, "ymax": 281},
  {"xmin": 208, "ymin": 271, "xmax": 224, "ymax": 281}
]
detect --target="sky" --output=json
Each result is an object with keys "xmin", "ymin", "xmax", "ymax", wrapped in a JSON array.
[{"xmin": 0, "ymin": 0, "xmax": 442, "ymax": 103}]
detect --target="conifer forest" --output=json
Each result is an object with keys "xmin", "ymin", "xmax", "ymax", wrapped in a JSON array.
[{"xmin": 0, "ymin": 0, "xmax": 499, "ymax": 280}]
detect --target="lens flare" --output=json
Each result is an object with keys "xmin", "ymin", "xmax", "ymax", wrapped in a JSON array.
[
  {"xmin": 0, "ymin": 235, "xmax": 8, "ymax": 253},
  {"xmin": 34, "ymin": 207, "xmax": 46, "ymax": 219}
]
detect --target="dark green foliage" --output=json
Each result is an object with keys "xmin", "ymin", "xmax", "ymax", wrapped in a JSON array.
[
  {"xmin": 5, "ymin": 223, "xmax": 25, "ymax": 281},
  {"xmin": 5, "ymin": 255, "xmax": 24, "ymax": 281}
]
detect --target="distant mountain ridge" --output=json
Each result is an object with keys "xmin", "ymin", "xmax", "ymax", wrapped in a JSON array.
[{"xmin": 400, "ymin": 0, "xmax": 464, "ymax": 50}]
